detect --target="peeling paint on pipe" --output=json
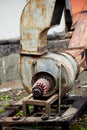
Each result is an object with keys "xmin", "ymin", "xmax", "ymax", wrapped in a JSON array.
[{"xmin": 20, "ymin": 0, "xmax": 56, "ymax": 55}]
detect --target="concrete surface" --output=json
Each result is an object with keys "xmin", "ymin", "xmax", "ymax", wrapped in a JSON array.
[{"xmin": 0, "ymin": 53, "xmax": 20, "ymax": 84}]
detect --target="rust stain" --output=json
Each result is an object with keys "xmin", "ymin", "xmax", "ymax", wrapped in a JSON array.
[
  {"xmin": 20, "ymin": 0, "xmax": 56, "ymax": 55},
  {"xmin": 35, "ymin": 0, "xmax": 41, "ymax": 2},
  {"xmin": 61, "ymin": 77, "xmax": 66, "ymax": 84},
  {"xmin": 61, "ymin": 86, "xmax": 69, "ymax": 98},
  {"xmin": 61, "ymin": 63, "xmax": 72, "ymax": 80},
  {"xmin": 28, "ymin": 61, "xmax": 33, "ymax": 64},
  {"xmin": 65, "ymin": 48, "xmax": 87, "ymax": 72},
  {"xmin": 40, "ymin": 28, "xmax": 48, "ymax": 46}
]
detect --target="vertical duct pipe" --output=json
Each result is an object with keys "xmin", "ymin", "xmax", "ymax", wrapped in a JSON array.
[{"xmin": 20, "ymin": 0, "xmax": 56, "ymax": 55}]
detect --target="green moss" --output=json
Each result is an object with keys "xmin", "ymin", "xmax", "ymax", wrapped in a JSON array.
[
  {"xmin": 0, "ymin": 109, "xmax": 4, "ymax": 114},
  {"xmin": 16, "ymin": 111, "xmax": 23, "ymax": 116},
  {"xmin": 0, "ymin": 94, "xmax": 12, "ymax": 101},
  {"xmin": 81, "ymin": 128, "xmax": 87, "ymax": 130},
  {"xmin": 3, "ymin": 102, "xmax": 10, "ymax": 108}
]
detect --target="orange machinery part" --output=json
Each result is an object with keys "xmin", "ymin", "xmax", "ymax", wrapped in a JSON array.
[{"xmin": 70, "ymin": 0, "xmax": 87, "ymax": 26}]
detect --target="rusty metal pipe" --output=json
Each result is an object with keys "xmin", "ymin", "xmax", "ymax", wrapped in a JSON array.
[
  {"xmin": 20, "ymin": 0, "xmax": 56, "ymax": 55},
  {"xmin": 32, "ymin": 52, "xmax": 79, "ymax": 97},
  {"xmin": 20, "ymin": 52, "xmax": 79, "ymax": 97},
  {"xmin": 20, "ymin": 0, "xmax": 87, "ymax": 98}
]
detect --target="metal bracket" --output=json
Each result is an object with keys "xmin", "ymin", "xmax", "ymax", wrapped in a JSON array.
[{"xmin": 57, "ymin": 63, "xmax": 62, "ymax": 114}]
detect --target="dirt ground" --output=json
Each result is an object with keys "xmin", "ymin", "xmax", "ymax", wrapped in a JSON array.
[
  {"xmin": 0, "ymin": 73, "xmax": 87, "ymax": 112},
  {"xmin": 0, "ymin": 75, "xmax": 87, "ymax": 130}
]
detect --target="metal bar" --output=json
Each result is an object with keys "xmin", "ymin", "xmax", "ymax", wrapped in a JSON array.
[
  {"xmin": 57, "ymin": 63, "xmax": 62, "ymax": 114},
  {"xmin": 12, "ymin": 126, "xmax": 31, "ymax": 130},
  {"xmin": 0, "ymin": 96, "xmax": 87, "ymax": 129},
  {"xmin": 59, "ymin": 97, "xmax": 87, "ymax": 122}
]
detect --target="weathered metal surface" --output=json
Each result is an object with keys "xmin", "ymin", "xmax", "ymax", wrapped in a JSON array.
[
  {"xmin": 32, "ymin": 78, "xmax": 51, "ymax": 97},
  {"xmin": 43, "ymin": 53, "xmax": 78, "ymax": 95},
  {"xmin": 69, "ymin": 13, "xmax": 87, "ymax": 48},
  {"xmin": 20, "ymin": 0, "xmax": 56, "ymax": 55},
  {"xmin": 65, "ymin": 48, "xmax": 87, "ymax": 72},
  {"xmin": 19, "ymin": 0, "xmax": 87, "ymax": 107},
  {"xmin": 59, "ymin": 96, "xmax": 87, "ymax": 122},
  {"xmin": 70, "ymin": 0, "xmax": 87, "ymax": 28},
  {"xmin": 20, "ymin": 52, "xmax": 79, "ymax": 97},
  {"xmin": 20, "ymin": 55, "xmax": 37, "ymax": 93},
  {"xmin": 32, "ymin": 71, "xmax": 56, "ymax": 97},
  {"xmin": 23, "ymin": 94, "xmax": 58, "ymax": 116},
  {"xmin": 19, "ymin": 0, "xmax": 85, "ymax": 98}
]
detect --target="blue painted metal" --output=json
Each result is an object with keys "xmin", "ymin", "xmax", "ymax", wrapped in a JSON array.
[{"xmin": 20, "ymin": 52, "xmax": 78, "ymax": 96}]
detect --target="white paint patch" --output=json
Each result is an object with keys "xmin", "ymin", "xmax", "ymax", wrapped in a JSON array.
[
  {"xmin": 0, "ymin": 88, "xmax": 12, "ymax": 92},
  {"xmin": 2, "ymin": 58, "xmax": 5, "ymax": 75},
  {"xmin": 48, "ymin": 11, "xmax": 65, "ymax": 35}
]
